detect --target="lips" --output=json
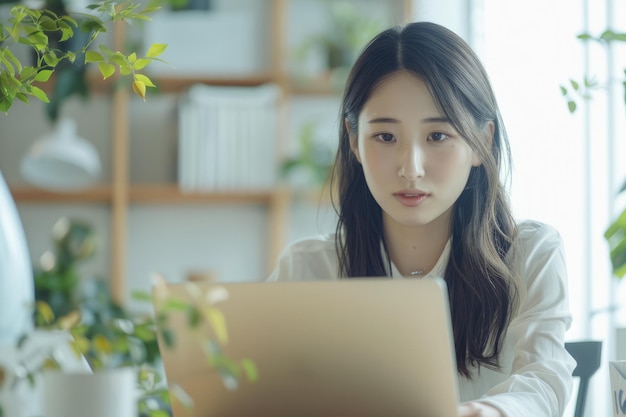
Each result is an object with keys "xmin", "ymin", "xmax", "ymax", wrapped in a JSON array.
[{"xmin": 394, "ymin": 190, "xmax": 429, "ymax": 207}]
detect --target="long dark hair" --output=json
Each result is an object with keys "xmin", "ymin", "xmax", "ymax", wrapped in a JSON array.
[{"xmin": 330, "ymin": 22, "xmax": 518, "ymax": 378}]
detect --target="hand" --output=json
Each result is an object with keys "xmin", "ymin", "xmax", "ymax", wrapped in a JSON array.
[{"xmin": 458, "ymin": 402, "xmax": 504, "ymax": 417}]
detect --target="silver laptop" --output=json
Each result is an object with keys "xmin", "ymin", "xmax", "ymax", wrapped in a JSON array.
[{"xmin": 152, "ymin": 277, "xmax": 459, "ymax": 417}]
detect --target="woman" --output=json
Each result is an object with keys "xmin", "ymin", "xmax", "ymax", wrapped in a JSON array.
[{"xmin": 268, "ymin": 22, "xmax": 575, "ymax": 417}]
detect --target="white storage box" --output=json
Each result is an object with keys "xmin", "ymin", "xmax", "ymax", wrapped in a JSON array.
[{"xmin": 145, "ymin": 10, "xmax": 265, "ymax": 76}]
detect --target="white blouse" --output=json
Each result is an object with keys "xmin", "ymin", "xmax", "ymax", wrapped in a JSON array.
[{"xmin": 267, "ymin": 220, "xmax": 576, "ymax": 417}]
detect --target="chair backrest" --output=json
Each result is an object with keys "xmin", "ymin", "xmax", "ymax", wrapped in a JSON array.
[{"xmin": 565, "ymin": 341, "xmax": 603, "ymax": 417}]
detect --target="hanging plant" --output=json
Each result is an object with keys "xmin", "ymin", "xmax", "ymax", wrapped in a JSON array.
[{"xmin": 0, "ymin": 0, "xmax": 167, "ymax": 114}]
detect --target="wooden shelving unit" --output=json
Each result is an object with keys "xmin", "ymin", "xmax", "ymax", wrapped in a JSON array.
[
  {"xmin": 10, "ymin": 185, "xmax": 112, "ymax": 203},
  {"xmin": 12, "ymin": 0, "xmax": 412, "ymax": 305},
  {"xmin": 128, "ymin": 185, "xmax": 278, "ymax": 204}
]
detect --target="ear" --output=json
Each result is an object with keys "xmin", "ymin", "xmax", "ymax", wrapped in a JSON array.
[
  {"xmin": 346, "ymin": 119, "xmax": 361, "ymax": 163},
  {"xmin": 472, "ymin": 121, "xmax": 495, "ymax": 167}
]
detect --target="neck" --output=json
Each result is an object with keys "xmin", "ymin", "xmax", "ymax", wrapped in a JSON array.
[{"xmin": 383, "ymin": 212, "xmax": 451, "ymax": 277}]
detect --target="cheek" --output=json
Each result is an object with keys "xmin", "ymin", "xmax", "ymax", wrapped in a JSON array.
[
  {"xmin": 359, "ymin": 145, "xmax": 393, "ymax": 177},
  {"xmin": 428, "ymin": 147, "xmax": 474, "ymax": 180}
]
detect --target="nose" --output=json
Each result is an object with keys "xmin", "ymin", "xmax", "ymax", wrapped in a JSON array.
[{"xmin": 397, "ymin": 144, "xmax": 425, "ymax": 180}]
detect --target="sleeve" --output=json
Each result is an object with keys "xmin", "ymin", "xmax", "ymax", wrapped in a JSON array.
[
  {"xmin": 265, "ymin": 236, "xmax": 339, "ymax": 282},
  {"xmin": 477, "ymin": 223, "xmax": 577, "ymax": 417},
  {"xmin": 266, "ymin": 244, "xmax": 298, "ymax": 282}
]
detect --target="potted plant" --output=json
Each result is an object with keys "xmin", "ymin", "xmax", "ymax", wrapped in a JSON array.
[
  {"xmin": 291, "ymin": 1, "xmax": 385, "ymax": 91},
  {"xmin": 0, "ymin": 281, "xmax": 258, "ymax": 417},
  {"xmin": 280, "ymin": 120, "xmax": 334, "ymax": 188},
  {"xmin": 0, "ymin": 215, "xmax": 166, "ymax": 417},
  {"xmin": 0, "ymin": 217, "xmax": 257, "ymax": 417}
]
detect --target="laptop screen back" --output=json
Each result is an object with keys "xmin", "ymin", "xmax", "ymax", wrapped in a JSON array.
[{"xmin": 153, "ymin": 277, "xmax": 459, "ymax": 417}]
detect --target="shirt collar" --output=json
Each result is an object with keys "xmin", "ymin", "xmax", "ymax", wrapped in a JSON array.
[{"xmin": 386, "ymin": 239, "xmax": 451, "ymax": 279}]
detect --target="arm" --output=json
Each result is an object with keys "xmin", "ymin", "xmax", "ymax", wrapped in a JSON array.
[{"xmin": 458, "ymin": 403, "xmax": 503, "ymax": 417}]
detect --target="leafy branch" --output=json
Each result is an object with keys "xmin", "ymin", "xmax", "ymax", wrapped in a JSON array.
[
  {"xmin": 560, "ymin": 29, "xmax": 626, "ymax": 114},
  {"xmin": 559, "ymin": 76, "xmax": 599, "ymax": 114},
  {"xmin": 561, "ymin": 29, "xmax": 626, "ymax": 279},
  {"xmin": 0, "ymin": 0, "xmax": 167, "ymax": 113}
]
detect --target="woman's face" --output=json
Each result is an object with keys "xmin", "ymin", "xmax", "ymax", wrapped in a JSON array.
[{"xmin": 350, "ymin": 71, "xmax": 481, "ymax": 231}]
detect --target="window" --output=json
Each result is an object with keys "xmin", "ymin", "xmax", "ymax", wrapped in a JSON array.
[{"xmin": 472, "ymin": 0, "xmax": 626, "ymax": 415}]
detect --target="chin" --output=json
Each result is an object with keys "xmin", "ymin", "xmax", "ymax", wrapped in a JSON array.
[{"xmin": 386, "ymin": 213, "xmax": 434, "ymax": 228}]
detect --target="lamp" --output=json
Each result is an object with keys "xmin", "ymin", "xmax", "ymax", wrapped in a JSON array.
[{"xmin": 21, "ymin": 118, "xmax": 101, "ymax": 191}]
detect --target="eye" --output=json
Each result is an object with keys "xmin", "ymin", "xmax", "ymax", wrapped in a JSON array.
[
  {"xmin": 374, "ymin": 133, "xmax": 395, "ymax": 143},
  {"xmin": 428, "ymin": 132, "xmax": 449, "ymax": 142}
]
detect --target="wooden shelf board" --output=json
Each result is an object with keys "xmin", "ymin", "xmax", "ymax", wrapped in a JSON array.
[
  {"xmin": 150, "ymin": 73, "xmax": 277, "ymax": 93},
  {"xmin": 10, "ymin": 183, "xmax": 334, "ymax": 205},
  {"xmin": 36, "ymin": 72, "xmax": 278, "ymax": 96},
  {"xmin": 288, "ymin": 73, "xmax": 344, "ymax": 96},
  {"xmin": 11, "ymin": 185, "xmax": 112, "ymax": 203},
  {"xmin": 129, "ymin": 184, "xmax": 276, "ymax": 204}
]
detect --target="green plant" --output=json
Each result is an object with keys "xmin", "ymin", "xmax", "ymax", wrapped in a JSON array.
[
  {"xmin": 561, "ymin": 29, "xmax": 626, "ymax": 278},
  {"xmin": 2, "ymin": 298, "xmax": 170, "ymax": 417},
  {"xmin": 0, "ymin": 0, "xmax": 167, "ymax": 114},
  {"xmin": 0, "ymin": 270, "xmax": 258, "ymax": 417},
  {"xmin": 1, "ymin": 216, "xmax": 167, "ymax": 416},
  {"xmin": 292, "ymin": 1, "xmax": 384, "ymax": 86},
  {"xmin": 148, "ymin": 279, "xmax": 259, "ymax": 413},
  {"xmin": 0, "ymin": 283, "xmax": 260, "ymax": 417},
  {"xmin": 33, "ymin": 216, "xmax": 97, "ymax": 318},
  {"xmin": 281, "ymin": 120, "xmax": 334, "ymax": 187}
]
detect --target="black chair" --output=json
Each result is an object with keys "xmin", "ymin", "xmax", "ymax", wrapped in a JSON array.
[{"xmin": 565, "ymin": 341, "xmax": 603, "ymax": 417}]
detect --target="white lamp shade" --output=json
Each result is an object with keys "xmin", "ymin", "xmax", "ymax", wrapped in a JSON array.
[{"xmin": 21, "ymin": 118, "xmax": 101, "ymax": 191}]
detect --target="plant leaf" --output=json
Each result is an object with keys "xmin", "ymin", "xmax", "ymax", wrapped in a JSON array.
[
  {"xmin": 119, "ymin": 63, "xmax": 132, "ymax": 75},
  {"xmin": 133, "ymin": 58, "xmax": 151, "ymax": 70},
  {"xmin": 146, "ymin": 43, "xmax": 167, "ymax": 58},
  {"xmin": 85, "ymin": 50, "xmax": 105, "ymax": 63},
  {"xmin": 36, "ymin": 300, "xmax": 55, "ymax": 323},
  {"xmin": 600, "ymin": 30, "xmax": 626, "ymax": 42},
  {"xmin": 34, "ymin": 69, "xmax": 53, "ymax": 82},
  {"xmin": 206, "ymin": 307, "xmax": 228, "ymax": 344},
  {"xmin": 80, "ymin": 18, "xmax": 106, "ymax": 34},
  {"xmin": 15, "ymin": 93, "xmax": 29, "ymax": 104},
  {"xmin": 135, "ymin": 73, "xmax": 155, "ymax": 87},
  {"xmin": 131, "ymin": 290, "xmax": 153, "ymax": 301},
  {"xmin": 132, "ymin": 79, "xmax": 146, "ymax": 100},
  {"xmin": 240, "ymin": 358, "xmax": 259, "ymax": 382},
  {"xmin": 98, "ymin": 62, "xmax": 116, "ymax": 79},
  {"xmin": 567, "ymin": 100, "xmax": 576, "ymax": 114}
]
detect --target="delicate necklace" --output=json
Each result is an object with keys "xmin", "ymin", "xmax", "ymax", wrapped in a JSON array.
[{"xmin": 410, "ymin": 269, "xmax": 426, "ymax": 276}]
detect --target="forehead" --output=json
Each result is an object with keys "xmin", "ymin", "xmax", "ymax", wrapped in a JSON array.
[{"xmin": 360, "ymin": 71, "xmax": 442, "ymax": 120}]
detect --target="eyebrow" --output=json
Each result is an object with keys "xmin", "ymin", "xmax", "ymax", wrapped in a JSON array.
[{"xmin": 367, "ymin": 117, "xmax": 452, "ymax": 124}]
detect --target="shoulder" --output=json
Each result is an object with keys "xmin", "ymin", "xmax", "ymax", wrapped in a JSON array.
[
  {"xmin": 266, "ymin": 234, "xmax": 340, "ymax": 281},
  {"xmin": 514, "ymin": 219, "xmax": 564, "ymax": 253},
  {"xmin": 515, "ymin": 219, "xmax": 562, "ymax": 242},
  {"xmin": 282, "ymin": 234, "xmax": 337, "ymax": 256}
]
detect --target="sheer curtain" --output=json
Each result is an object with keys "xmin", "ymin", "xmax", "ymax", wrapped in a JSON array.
[{"xmin": 472, "ymin": 0, "xmax": 626, "ymax": 416}]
